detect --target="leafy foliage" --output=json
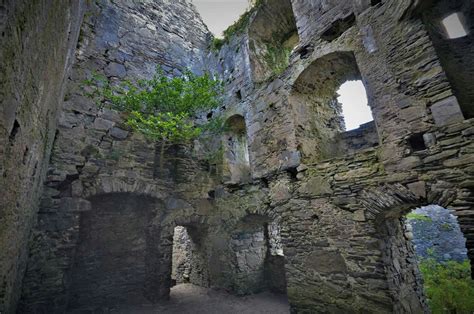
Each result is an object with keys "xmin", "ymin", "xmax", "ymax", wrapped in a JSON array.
[
  {"xmin": 84, "ymin": 68, "xmax": 224, "ymax": 145},
  {"xmin": 210, "ymin": 37, "xmax": 225, "ymax": 51},
  {"xmin": 419, "ymin": 258, "xmax": 474, "ymax": 313},
  {"xmin": 406, "ymin": 212, "xmax": 432, "ymax": 222},
  {"xmin": 264, "ymin": 44, "xmax": 292, "ymax": 77},
  {"xmin": 210, "ymin": 0, "xmax": 264, "ymax": 50}
]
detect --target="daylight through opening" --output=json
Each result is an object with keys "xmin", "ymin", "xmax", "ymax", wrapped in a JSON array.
[
  {"xmin": 171, "ymin": 225, "xmax": 209, "ymax": 288},
  {"xmin": 404, "ymin": 205, "xmax": 473, "ymax": 312},
  {"xmin": 337, "ymin": 80, "xmax": 373, "ymax": 131},
  {"xmin": 442, "ymin": 13, "xmax": 468, "ymax": 39}
]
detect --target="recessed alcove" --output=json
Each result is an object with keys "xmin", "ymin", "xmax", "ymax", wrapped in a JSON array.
[
  {"xmin": 248, "ymin": 0, "xmax": 299, "ymax": 82},
  {"xmin": 67, "ymin": 193, "xmax": 159, "ymax": 311},
  {"xmin": 422, "ymin": 1, "xmax": 474, "ymax": 118},
  {"xmin": 290, "ymin": 51, "xmax": 379, "ymax": 162},
  {"xmin": 230, "ymin": 215, "xmax": 287, "ymax": 295},
  {"xmin": 222, "ymin": 114, "xmax": 251, "ymax": 184}
]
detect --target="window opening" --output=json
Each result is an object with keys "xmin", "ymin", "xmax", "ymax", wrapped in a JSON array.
[
  {"xmin": 404, "ymin": 205, "xmax": 473, "ymax": 312},
  {"xmin": 442, "ymin": 13, "xmax": 468, "ymax": 39},
  {"xmin": 337, "ymin": 80, "xmax": 373, "ymax": 131}
]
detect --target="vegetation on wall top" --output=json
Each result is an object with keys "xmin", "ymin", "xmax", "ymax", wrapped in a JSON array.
[{"xmin": 209, "ymin": 0, "xmax": 264, "ymax": 51}]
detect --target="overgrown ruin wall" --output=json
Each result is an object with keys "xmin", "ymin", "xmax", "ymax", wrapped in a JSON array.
[
  {"xmin": 0, "ymin": 1, "xmax": 85, "ymax": 312},
  {"xmin": 2, "ymin": 0, "xmax": 474, "ymax": 313}
]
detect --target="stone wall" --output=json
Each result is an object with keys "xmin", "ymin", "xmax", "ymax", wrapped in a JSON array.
[
  {"xmin": 17, "ymin": 0, "xmax": 212, "ymax": 311},
  {"xmin": 421, "ymin": 0, "xmax": 474, "ymax": 118},
  {"xmin": 407, "ymin": 205, "xmax": 468, "ymax": 262},
  {"xmin": 0, "ymin": 1, "xmax": 85, "ymax": 312},
  {"xmin": 67, "ymin": 194, "xmax": 159, "ymax": 311},
  {"xmin": 172, "ymin": 225, "xmax": 210, "ymax": 288},
  {"xmin": 337, "ymin": 121, "xmax": 380, "ymax": 155},
  {"xmin": 11, "ymin": 0, "xmax": 474, "ymax": 313}
]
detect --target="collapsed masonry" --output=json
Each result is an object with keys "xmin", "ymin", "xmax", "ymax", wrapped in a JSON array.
[{"xmin": 1, "ymin": 0, "xmax": 473, "ymax": 313}]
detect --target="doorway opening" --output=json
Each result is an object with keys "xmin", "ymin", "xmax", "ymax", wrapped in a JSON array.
[
  {"xmin": 171, "ymin": 225, "xmax": 210, "ymax": 288},
  {"xmin": 404, "ymin": 205, "xmax": 474, "ymax": 313},
  {"xmin": 230, "ymin": 215, "xmax": 287, "ymax": 295}
]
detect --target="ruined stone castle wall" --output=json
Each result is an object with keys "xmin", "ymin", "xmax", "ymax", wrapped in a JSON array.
[
  {"xmin": 10, "ymin": 0, "xmax": 474, "ymax": 313},
  {"xmin": 17, "ymin": 0, "xmax": 212, "ymax": 311},
  {"xmin": 0, "ymin": 1, "xmax": 85, "ymax": 312}
]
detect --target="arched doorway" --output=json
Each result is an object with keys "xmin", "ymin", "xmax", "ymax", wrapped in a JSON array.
[{"xmin": 67, "ymin": 193, "xmax": 161, "ymax": 311}]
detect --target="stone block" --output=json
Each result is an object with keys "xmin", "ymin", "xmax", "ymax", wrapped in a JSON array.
[
  {"xmin": 104, "ymin": 62, "xmax": 127, "ymax": 78},
  {"xmin": 59, "ymin": 198, "xmax": 91, "ymax": 212},
  {"xmin": 92, "ymin": 117, "xmax": 114, "ymax": 131},
  {"xmin": 443, "ymin": 154, "xmax": 474, "ymax": 167},
  {"xmin": 353, "ymin": 210, "xmax": 366, "ymax": 222},
  {"xmin": 430, "ymin": 96, "xmax": 464, "ymax": 126},
  {"xmin": 298, "ymin": 176, "xmax": 332, "ymax": 196},
  {"xmin": 110, "ymin": 127, "xmax": 129, "ymax": 140},
  {"xmin": 306, "ymin": 251, "xmax": 347, "ymax": 274},
  {"xmin": 406, "ymin": 181, "xmax": 426, "ymax": 199}
]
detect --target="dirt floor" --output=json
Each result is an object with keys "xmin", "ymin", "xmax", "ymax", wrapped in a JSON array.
[{"xmin": 110, "ymin": 284, "xmax": 290, "ymax": 314}]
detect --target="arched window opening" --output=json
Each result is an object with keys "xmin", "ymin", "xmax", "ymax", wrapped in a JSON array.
[
  {"xmin": 223, "ymin": 115, "xmax": 251, "ymax": 184},
  {"xmin": 290, "ymin": 51, "xmax": 379, "ymax": 162},
  {"xmin": 404, "ymin": 205, "xmax": 473, "ymax": 313},
  {"xmin": 230, "ymin": 215, "xmax": 287, "ymax": 295},
  {"xmin": 442, "ymin": 13, "xmax": 468, "ymax": 39},
  {"xmin": 171, "ymin": 225, "xmax": 210, "ymax": 289},
  {"xmin": 248, "ymin": 0, "xmax": 299, "ymax": 82},
  {"xmin": 337, "ymin": 80, "xmax": 373, "ymax": 131}
]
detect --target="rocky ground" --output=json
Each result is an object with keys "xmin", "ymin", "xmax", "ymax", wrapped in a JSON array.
[{"xmin": 69, "ymin": 284, "xmax": 290, "ymax": 314}]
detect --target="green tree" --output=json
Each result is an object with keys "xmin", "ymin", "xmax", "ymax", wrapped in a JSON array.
[
  {"xmin": 419, "ymin": 258, "xmax": 474, "ymax": 313},
  {"xmin": 85, "ymin": 68, "xmax": 224, "ymax": 172}
]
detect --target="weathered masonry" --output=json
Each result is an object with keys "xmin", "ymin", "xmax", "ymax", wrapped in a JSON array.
[{"xmin": 1, "ymin": 0, "xmax": 473, "ymax": 313}]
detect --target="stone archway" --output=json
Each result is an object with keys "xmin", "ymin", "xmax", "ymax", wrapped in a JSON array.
[
  {"xmin": 144, "ymin": 210, "xmax": 213, "ymax": 302},
  {"xmin": 359, "ymin": 181, "xmax": 473, "ymax": 312},
  {"xmin": 289, "ymin": 51, "xmax": 379, "ymax": 163},
  {"xmin": 67, "ymin": 193, "xmax": 163, "ymax": 311}
]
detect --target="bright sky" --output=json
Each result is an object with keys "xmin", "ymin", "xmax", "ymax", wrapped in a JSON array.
[
  {"xmin": 191, "ymin": 0, "xmax": 250, "ymax": 37},
  {"xmin": 337, "ymin": 80, "xmax": 374, "ymax": 131},
  {"xmin": 192, "ymin": 1, "xmax": 374, "ymax": 131},
  {"xmin": 442, "ymin": 13, "xmax": 468, "ymax": 39}
]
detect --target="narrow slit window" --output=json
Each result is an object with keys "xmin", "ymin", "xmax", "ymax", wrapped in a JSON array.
[{"xmin": 442, "ymin": 13, "xmax": 468, "ymax": 39}]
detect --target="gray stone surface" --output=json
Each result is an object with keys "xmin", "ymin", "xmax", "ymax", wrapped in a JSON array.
[
  {"xmin": 0, "ymin": 1, "xmax": 85, "ymax": 312},
  {"xmin": 1, "ymin": 0, "xmax": 474, "ymax": 313},
  {"xmin": 430, "ymin": 96, "xmax": 465, "ymax": 126},
  {"xmin": 407, "ymin": 205, "xmax": 468, "ymax": 262}
]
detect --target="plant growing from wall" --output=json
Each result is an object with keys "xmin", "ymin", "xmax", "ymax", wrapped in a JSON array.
[
  {"xmin": 84, "ymin": 68, "xmax": 224, "ymax": 173},
  {"xmin": 263, "ymin": 44, "xmax": 292, "ymax": 77},
  {"xmin": 209, "ymin": 0, "xmax": 264, "ymax": 51}
]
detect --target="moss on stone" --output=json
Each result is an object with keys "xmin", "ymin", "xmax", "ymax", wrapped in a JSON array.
[{"xmin": 406, "ymin": 212, "xmax": 432, "ymax": 222}]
